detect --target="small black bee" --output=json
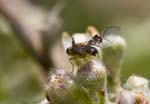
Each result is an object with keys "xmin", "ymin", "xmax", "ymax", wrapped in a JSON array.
[
  {"xmin": 66, "ymin": 38, "xmax": 98, "ymax": 57},
  {"xmin": 66, "ymin": 38, "xmax": 98, "ymax": 71}
]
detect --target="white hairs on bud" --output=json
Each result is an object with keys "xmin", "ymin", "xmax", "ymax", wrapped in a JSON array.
[
  {"xmin": 119, "ymin": 90, "xmax": 134, "ymax": 104},
  {"xmin": 62, "ymin": 33, "xmax": 89, "ymax": 50},
  {"xmin": 124, "ymin": 75, "xmax": 150, "ymax": 98},
  {"xmin": 72, "ymin": 33, "xmax": 89, "ymax": 43},
  {"xmin": 102, "ymin": 35, "xmax": 126, "ymax": 48},
  {"xmin": 39, "ymin": 99, "xmax": 49, "ymax": 104},
  {"xmin": 124, "ymin": 76, "xmax": 149, "ymax": 90},
  {"xmin": 92, "ymin": 60, "xmax": 106, "ymax": 74}
]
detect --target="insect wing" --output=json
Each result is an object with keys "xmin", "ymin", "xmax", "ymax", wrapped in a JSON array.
[
  {"xmin": 100, "ymin": 26, "xmax": 121, "ymax": 48},
  {"xmin": 101, "ymin": 26, "xmax": 121, "ymax": 37}
]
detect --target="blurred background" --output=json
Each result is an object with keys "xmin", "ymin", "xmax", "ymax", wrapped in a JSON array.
[{"xmin": 0, "ymin": 0, "xmax": 150, "ymax": 103}]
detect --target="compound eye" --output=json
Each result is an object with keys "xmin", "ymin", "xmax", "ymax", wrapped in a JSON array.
[{"xmin": 88, "ymin": 47, "xmax": 98, "ymax": 56}]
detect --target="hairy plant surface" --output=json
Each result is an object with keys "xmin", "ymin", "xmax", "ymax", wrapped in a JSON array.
[{"xmin": 41, "ymin": 26, "xmax": 150, "ymax": 104}]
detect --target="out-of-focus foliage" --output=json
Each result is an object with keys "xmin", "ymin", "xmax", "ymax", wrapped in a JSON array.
[
  {"xmin": 0, "ymin": 0, "xmax": 150, "ymax": 102},
  {"xmin": 0, "ymin": 14, "xmax": 44, "ymax": 102}
]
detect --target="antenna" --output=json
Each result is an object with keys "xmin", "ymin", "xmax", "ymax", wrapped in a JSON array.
[{"xmin": 72, "ymin": 37, "xmax": 75, "ymax": 46}]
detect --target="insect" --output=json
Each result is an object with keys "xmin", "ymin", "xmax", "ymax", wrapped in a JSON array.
[
  {"xmin": 87, "ymin": 26, "xmax": 121, "ymax": 48},
  {"xmin": 66, "ymin": 38, "xmax": 98, "ymax": 57},
  {"xmin": 66, "ymin": 38, "xmax": 98, "ymax": 72}
]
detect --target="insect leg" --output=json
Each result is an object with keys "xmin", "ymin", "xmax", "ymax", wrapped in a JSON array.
[
  {"xmin": 69, "ymin": 57, "xmax": 75, "ymax": 73},
  {"xmin": 97, "ymin": 51, "xmax": 100, "ymax": 59},
  {"xmin": 76, "ymin": 58, "xmax": 80, "ymax": 70}
]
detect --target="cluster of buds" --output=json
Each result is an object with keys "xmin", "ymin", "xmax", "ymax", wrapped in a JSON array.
[{"xmin": 41, "ymin": 26, "xmax": 150, "ymax": 104}]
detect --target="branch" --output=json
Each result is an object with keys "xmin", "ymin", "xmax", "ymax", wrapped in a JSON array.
[{"xmin": 0, "ymin": 0, "xmax": 64, "ymax": 73}]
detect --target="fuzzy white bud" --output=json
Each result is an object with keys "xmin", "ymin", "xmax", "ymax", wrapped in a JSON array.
[{"xmin": 124, "ymin": 75, "xmax": 150, "ymax": 99}]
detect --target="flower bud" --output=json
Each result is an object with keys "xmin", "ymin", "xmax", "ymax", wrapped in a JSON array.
[
  {"xmin": 76, "ymin": 59, "xmax": 106, "ymax": 91},
  {"xmin": 45, "ymin": 69, "xmax": 92, "ymax": 104},
  {"xmin": 101, "ymin": 35, "xmax": 126, "ymax": 102},
  {"xmin": 118, "ymin": 90, "xmax": 149, "ymax": 104},
  {"xmin": 118, "ymin": 90, "xmax": 134, "ymax": 104},
  {"xmin": 124, "ymin": 75, "xmax": 150, "ymax": 99},
  {"xmin": 76, "ymin": 59, "xmax": 107, "ymax": 104},
  {"xmin": 39, "ymin": 99, "xmax": 49, "ymax": 104},
  {"xmin": 45, "ymin": 69, "xmax": 73, "ymax": 104}
]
